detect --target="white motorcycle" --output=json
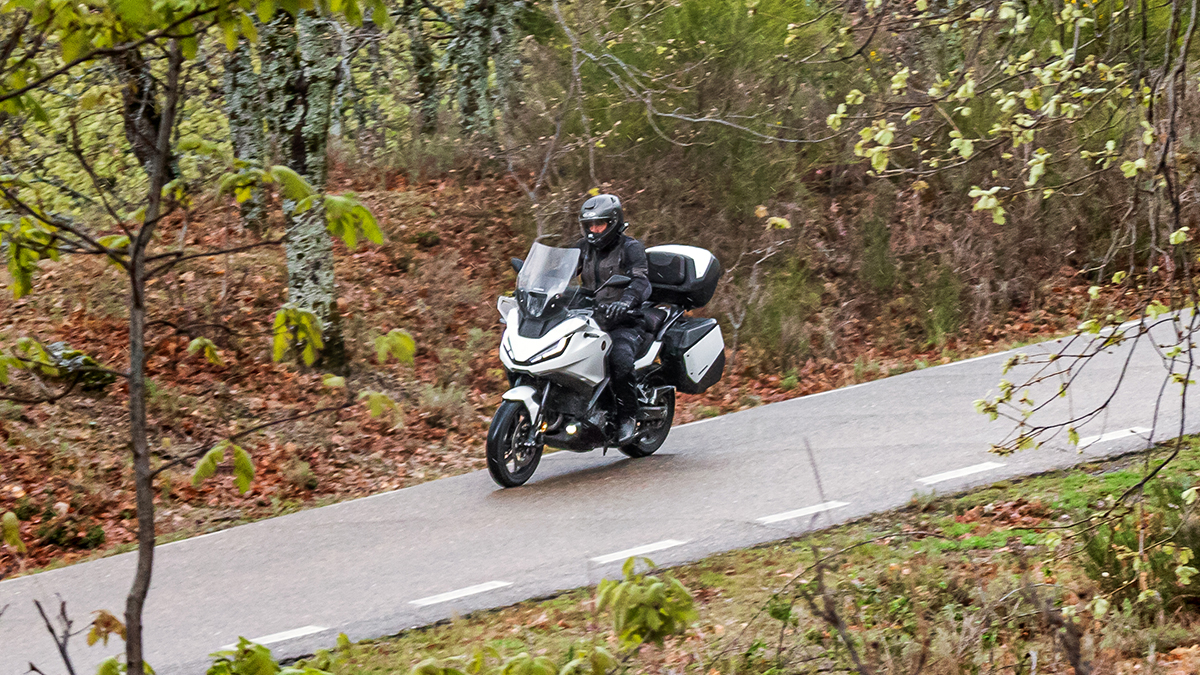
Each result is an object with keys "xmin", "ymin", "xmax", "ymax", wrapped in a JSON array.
[{"xmin": 489, "ymin": 242, "xmax": 725, "ymax": 487}]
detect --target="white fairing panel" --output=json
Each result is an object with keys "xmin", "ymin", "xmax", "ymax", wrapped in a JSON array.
[
  {"xmin": 499, "ymin": 314, "xmax": 610, "ymax": 386},
  {"xmin": 646, "ymin": 244, "xmax": 715, "ymax": 277},
  {"xmin": 683, "ymin": 325, "xmax": 724, "ymax": 384},
  {"xmin": 633, "ymin": 341, "xmax": 661, "ymax": 370}
]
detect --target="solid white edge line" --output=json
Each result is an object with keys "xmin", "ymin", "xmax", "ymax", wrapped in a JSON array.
[
  {"xmin": 591, "ymin": 539, "xmax": 688, "ymax": 565},
  {"xmin": 220, "ymin": 625, "xmax": 326, "ymax": 650},
  {"xmin": 757, "ymin": 501, "xmax": 849, "ymax": 525},
  {"xmin": 1079, "ymin": 426, "xmax": 1153, "ymax": 447},
  {"xmin": 917, "ymin": 462, "xmax": 1005, "ymax": 486},
  {"xmin": 410, "ymin": 580, "xmax": 513, "ymax": 607}
]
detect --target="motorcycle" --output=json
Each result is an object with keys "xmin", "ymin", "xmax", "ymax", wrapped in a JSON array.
[{"xmin": 488, "ymin": 242, "xmax": 725, "ymax": 487}]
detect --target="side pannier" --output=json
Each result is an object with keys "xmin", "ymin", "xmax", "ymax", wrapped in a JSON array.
[
  {"xmin": 661, "ymin": 317, "xmax": 725, "ymax": 394},
  {"xmin": 646, "ymin": 245, "xmax": 722, "ymax": 309}
]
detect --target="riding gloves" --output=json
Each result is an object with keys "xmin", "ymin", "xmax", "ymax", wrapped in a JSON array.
[{"xmin": 600, "ymin": 298, "xmax": 634, "ymax": 324}]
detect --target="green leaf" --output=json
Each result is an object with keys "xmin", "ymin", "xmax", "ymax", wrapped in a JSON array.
[
  {"xmin": 272, "ymin": 310, "xmax": 290, "ymax": 362},
  {"xmin": 270, "ymin": 166, "xmax": 315, "ymax": 201},
  {"xmin": 60, "ymin": 29, "xmax": 89, "ymax": 63},
  {"xmin": 258, "ymin": 0, "xmax": 275, "ymax": 22},
  {"xmin": 323, "ymin": 374, "xmax": 346, "ymax": 388},
  {"xmin": 96, "ymin": 657, "xmax": 121, "ymax": 675},
  {"xmin": 1183, "ymin": 487, "xmax": 1198, "ymax": 505},
  {"xmin": 1169, "ymin": 227, "xmax": 1189, "ymax": 245},
  {"xmin": 1067, "ymin": 427, "xmax": 1079, "ymax": 446},
  {"xmin": 232, "ymin": 445, "xmax": 255, "ymax": 494},
  {"xmin": 1175, "ymin": 565, "xmax": 1197, "ymax": 586},
  {"xmin": 2, "ymin": 511, "xmax": 25, "ymax": 554},
  {"xmin": 192, "ymin": 442, "xmax": 230, "ymax": 487},
  {"xmin": 376, "ymin": 329, "xmax": 416, "ymax": 365}
]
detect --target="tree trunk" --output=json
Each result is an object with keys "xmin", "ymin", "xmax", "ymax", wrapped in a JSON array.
[
  {"xmin": 115, "ymin": 49, "xmax": 177, "ymax": 180},
  {"xmin": 404, "ymin": 0, "xmax": 439, "ymax": 135},
  {"xmin": 454, "ymin": 0, "xmax": 497, "ymax": 135},
  {"xmin": 223, "ymin": 39, "xmax": 268, "ymax": 233},
  {"xmin": 263, "ymin": 10, "xmax": 347, "ymax": 371},
  {"xmin": 125, "ymin": 39, "xmax": 183, "ymax": 675}
]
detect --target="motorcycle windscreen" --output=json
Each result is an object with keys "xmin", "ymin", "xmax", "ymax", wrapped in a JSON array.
[{"xmin": 518, "ymin": 244, "xmax": 580, "ymax": 315}]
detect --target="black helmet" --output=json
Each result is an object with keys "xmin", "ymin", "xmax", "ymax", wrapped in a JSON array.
[{"xmin": 579, "ymin": 193, "xmax": 626, "ymax": 249}]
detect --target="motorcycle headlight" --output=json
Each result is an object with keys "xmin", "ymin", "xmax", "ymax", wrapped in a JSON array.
[{"xmin": 531, "ymin": 335, "xmax": 570, "ymax": 363}]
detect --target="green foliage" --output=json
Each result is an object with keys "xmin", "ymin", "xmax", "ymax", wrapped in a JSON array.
[
  {"xmin": 916, "ymin": 266, "xmax": 965, "ymax": 347},
  {"xmin": 208, "ymin": 637, "xmax": 332, "ymax": 675},
  {"xmin": 191, "ymin": 440, "xmax": 255, "ymax": 494},
  {"xmin": 272, "ymin": 305, "xmax": 325, "ymax": 366},
  {"xmin": 1, "ymin": 215, "xmax": 60, "ymax": 299},
  {"xmin": 1081, "ymin": 478, "xmax": 1200, "ymax": 615},
  {"xmin": 7, "ymin": 339, "xmax": 118, "ymax": 390},
  {"xmin": 859, "ymin": 182, "xmax": 897, "ymax": 293},
  {"xmin": 375, "ymin": 328, "xmax": 417, "ymax": 365},
  {"xmin": 359, "ymin": 390, "xmax": 402, "ymax": 427},
  {"xmin": 596, "ymin": 556, "xmax": 697, "ymax": 649},
  {"xmin": 740, "ymin": 258, "xmax": 822, "ymax": 371},
  {"xmin": 2, "ymin": 510, "xmax": 26, "ymax": 554},
  {"xmin": 187, "ymin": 337, "xmax": 225, "ymax": 366},
  {"xmin": 324, "ymin": 193, "xmax": 384, "ymax": 250}
]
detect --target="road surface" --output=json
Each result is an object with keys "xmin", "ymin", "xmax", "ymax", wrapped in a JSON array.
[{"xmin": 2, "ymin": 317, "xmax": 1196, "ymax": 673}]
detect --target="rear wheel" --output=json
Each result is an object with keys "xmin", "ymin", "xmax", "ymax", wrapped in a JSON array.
[
  {"xmin": 487, "ymin": 400, "xmax": 544, "ymax": 487},
  {"xmin": 620, "ymin": 388, "xmax": 675, "ymax": 458}
]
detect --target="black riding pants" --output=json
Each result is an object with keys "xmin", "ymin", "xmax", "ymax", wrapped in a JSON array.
[{"xmin": 608, "ymin": 326, "xmax": 647, "ymax": 413}]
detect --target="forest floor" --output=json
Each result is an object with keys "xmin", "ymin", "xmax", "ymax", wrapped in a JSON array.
[
  {"xmin": 0, "ymin": 165, "xmax": 1130, "ymax": 577},
  {"xmin": 297, "ymin": 438, "xmax": 1200, "ymax": 675}
]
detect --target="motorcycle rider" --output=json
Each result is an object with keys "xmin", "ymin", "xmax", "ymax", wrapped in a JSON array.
[{"xmin": 575, "ymin": 193, "xmax": 652, "ymax": 443}]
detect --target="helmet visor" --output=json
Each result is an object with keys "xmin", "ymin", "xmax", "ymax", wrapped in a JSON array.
[{"xmin": 581, "ymin": 218, "xmax": 610, "ymax": 235}]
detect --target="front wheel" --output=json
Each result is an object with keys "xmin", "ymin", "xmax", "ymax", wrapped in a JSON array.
[
  {"xmin": 487, "ymin": 400, "xmax": 544, "ymax": 487},
  {"xmin": 620, "ymin": 388, "xmax": 675, "ymax": 458}
]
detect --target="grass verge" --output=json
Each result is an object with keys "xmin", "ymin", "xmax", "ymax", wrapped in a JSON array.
[{"xmin": 294, "ymin": 439, "xmax": 1200, "ymax": 675}]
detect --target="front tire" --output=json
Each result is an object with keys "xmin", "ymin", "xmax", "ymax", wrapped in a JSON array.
[
  {"xmin": 620, "ymin": 388, "xmax": 675, "ymax": 458},
  {"xmin": 487, "ymin": 400, "xmax": 544, "ymax": 487}
]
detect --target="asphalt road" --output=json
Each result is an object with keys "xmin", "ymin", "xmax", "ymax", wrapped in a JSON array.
[{"xmin": 3, "ymin": 316, "xmax": 1198, "ymax": 673}]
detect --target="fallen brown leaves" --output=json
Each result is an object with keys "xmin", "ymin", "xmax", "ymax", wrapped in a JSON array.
[{"xmin": 0, "ymin": 164, "xmax": 1145, "ymax": 575}]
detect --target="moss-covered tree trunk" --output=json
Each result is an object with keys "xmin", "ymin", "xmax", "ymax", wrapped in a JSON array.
[
  {"xmin": 262, "ymin": 11, "xmax": 347, "ymax": 371},
  {"xmin": 404, "ymin": 0, "xmax": 440, "ymax": 135},
  {"xmin": 223, "ymin": 40, "xmax": 268, "ymax": 232}
]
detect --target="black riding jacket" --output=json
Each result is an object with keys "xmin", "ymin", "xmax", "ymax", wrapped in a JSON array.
[{"xmin": 574, "ymin": 234, "xmax": 652, "ymax": 307}]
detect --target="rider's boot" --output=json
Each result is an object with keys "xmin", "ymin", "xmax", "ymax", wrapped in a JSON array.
[{"xmin": 613, "ymin": 387, "xmax": 640, "ymax": 445}]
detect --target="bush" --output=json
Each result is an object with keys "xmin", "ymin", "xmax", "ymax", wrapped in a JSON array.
[
  {"xmin": 1081, "ymin": 479, "xmax": 1200, "ymax": 616},
  {"xmin": 417, "ymin": 383, "xmax": 474, "ymax": 429},
  {"xmin": 916, "ymin": 265, "xmax": 965, "ymax": 347},
  {"xmin": 739, "ymin": 257, "xmax": 822, "ymax": 373},
  {"xmin": 597, "ymin": 556, "xmax": 697, "ymax": 649}
]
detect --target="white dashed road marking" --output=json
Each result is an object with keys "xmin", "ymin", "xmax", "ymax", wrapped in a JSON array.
[
  {"xmin": 591, "ymin": 539, "xmax": 688, "ymax": 565},
  {"xmin": 756, "ymin": 501, "xmax": 849, "ymax": 525},
  {"xmin": 917, "ymin": 462, "xmax": 1005, "ymax": 485},
  {"xmin": 221, "ymin": 625, "xmax": 325, "ymax": 650},
  {"xmin": 1079, "ymin": 427, "xmax": 1152, "ymax": 446},
  {"xmin": 410, "ymin": 581, "xmax": 513, "ymax": 607}
]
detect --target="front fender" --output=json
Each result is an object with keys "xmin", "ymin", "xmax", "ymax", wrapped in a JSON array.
[{"xmin": 502, "ymin": 385, "xmax": 540, "ymax": 421}]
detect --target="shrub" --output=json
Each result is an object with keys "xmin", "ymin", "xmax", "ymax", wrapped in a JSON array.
[
  {"xmin": 597, "ymin": 556, "xmax": 697, "ymax": 649},
  {"xmin": 417, "ymin": 383, "xmax": 474, "ymax": 429},
  {"xmin": 1081, "ymin": 479, "xmax": 1200, "ymax": 616},
  {"xmin": 917, "ymin": 265, "xmax": 965, "ymax": 347}
]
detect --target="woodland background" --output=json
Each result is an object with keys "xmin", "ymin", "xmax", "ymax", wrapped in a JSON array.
[
  {"xmin": 0, "ymin": 0, "xmax": 1179, "ymax": 570},
  {"xmin": 1, "ymin": 0, "xmax": 1198, "ymax": 644}
]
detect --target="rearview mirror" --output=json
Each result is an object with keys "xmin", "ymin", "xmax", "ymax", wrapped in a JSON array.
[
  {"xmin": 599, "ymin": 274, "xmax": 631, "ymax": 290},
  {"xmin": 511, "ymin": 258, "xmax": 524, "ymax": 273}
]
